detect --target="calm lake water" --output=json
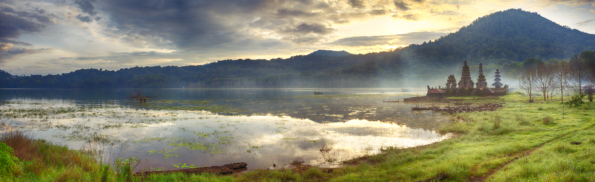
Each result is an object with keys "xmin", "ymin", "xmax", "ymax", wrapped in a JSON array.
[{"xmin": 0, "ymin": 88, "xmax": 450, "ymax": 171}]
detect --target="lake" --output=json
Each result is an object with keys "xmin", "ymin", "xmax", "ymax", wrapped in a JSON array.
[{"xmin": 0, "ymin": 88, "xmax": 450, "ymax": 172}]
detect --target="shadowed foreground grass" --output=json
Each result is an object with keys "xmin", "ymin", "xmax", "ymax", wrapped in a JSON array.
[{"xmin": 1, "ymin": 93, "xmax": 594, "ymax": 181}]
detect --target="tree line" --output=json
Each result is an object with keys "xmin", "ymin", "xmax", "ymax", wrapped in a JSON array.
[{"xmin": 519, "ymin": 49, "xmax": 595, "ymax": 102}]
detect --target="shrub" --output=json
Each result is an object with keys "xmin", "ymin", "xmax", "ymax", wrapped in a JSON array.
[
  {"xmin": 439, "ymin": 122, "xmax": 469, "ymax": 134},
  {"xmin": 0, "ymin": 142, "xmax": 20, "ymax": 177},
  {"xmin": 493, "ymin": 115, "xmax": 502, "ymax": 129},
  {"xmin": 567, "ymin": 94, "xmax": 585, "ymax": 108},
  {"xmin": 542, "ymin": 116, "xmax": 554, "ymax": 125},
  {"xmin": 516, "ymin": 115, "xmax": 531, "ymax": 126}
]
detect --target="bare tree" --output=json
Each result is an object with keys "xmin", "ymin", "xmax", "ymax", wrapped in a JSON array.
[
  {"xmin": 535, "ymin": 63, "xmax": 556, "ymax": 101},
  {"xmin": 519, "ymin": 66, "xmax": 537, "ymax": 101},
  {"xmin": 548, "ymin": 79, "xmax": 557, "ymax": 100},
  {"xmin": 553, "ymin": 61, "xmax": 570, "ymax": 103},
  {"xmin": 568, "ymin": 55, "xmax": 589, "ymax": 95}
]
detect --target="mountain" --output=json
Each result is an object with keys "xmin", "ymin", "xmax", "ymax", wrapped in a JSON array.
[
  {"xmin": 408, "ymin": 9, "xmax": 595, "ymax": 65},
  {"xmin": 0, "ymin": 70, "xmax": 11, "ymax": 80},
  {"xmin": 308, "ymin": 50, "xmax": 352, "ymax": 57},
  {"xmin": 1, "ymin": 9, "xmax": 595, "ymax": 88}
]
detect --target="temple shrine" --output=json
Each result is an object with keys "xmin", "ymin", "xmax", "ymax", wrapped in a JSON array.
[{"xmin": 427, "ymin": 61, "xmax": 507, "ymax": 97}]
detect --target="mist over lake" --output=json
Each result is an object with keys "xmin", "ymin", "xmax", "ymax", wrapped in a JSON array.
[{"xmin": 0, "ymin": 88, "xmax": 450, "ymax": 171}]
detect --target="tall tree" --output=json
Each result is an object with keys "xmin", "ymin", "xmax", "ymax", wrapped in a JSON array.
[
  {"xmin": 553, "ymin": 61, "xmax": 570, "ymax": 103},
  {"xmin": 519, "ymin": 65, "xmax": 537, "ymax": 101},
  {"xmin": 568, "ymin": 55, "xmax": 589, "ymax": 95},
  {"xmin": 534, "ymin": 62, "xmax": 555, "ymax": 101}
]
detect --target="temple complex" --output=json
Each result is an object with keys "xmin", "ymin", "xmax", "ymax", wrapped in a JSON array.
[{"xmin": 427, "ymin": 61, "xmax": 508, "ymax": 97}]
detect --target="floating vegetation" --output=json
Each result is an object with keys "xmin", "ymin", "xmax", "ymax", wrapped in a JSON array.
[
  {"xmin": 173, "ymin": 163, "xmax": 197, "ymax": 169},
  {"xmin": 140, "ymin": 99, "xmax": 245, "ymax": 115}
]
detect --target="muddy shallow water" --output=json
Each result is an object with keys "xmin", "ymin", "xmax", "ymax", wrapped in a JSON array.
[{"xmin": 0, "ymin": 88, "xmax": 450, "ymax": 171}]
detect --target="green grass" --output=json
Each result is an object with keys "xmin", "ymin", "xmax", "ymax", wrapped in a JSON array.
[
  {"xmin": 0, "ymin": 131, "xmax": 230, "ymax": 182},
  {"xmin": 234, "ymin": 94, "xmax": 595, "ymax": 181},
  {"xmin": 1, "ymin": 93, "xmax": 594, "ymax": 181}
]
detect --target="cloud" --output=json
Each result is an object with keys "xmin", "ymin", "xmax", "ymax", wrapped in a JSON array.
[
  {"xmin": 328, "ymin": 31, "xmax": 448, "ymax": 46},
  {"xmin": 283, "ymin": 23, "xmax": 334, "ymax": 35},
  {"xmin": 549, "ymin": 0, "xmax": 594, "ymax": 3},
  {"xmin": 0, "ymin": 4, "xmax": 54, "ymax": 64},
  {"xmin": 576, "ymin": 19, "xmax": 595, "ymax": 26},
  {"xmin": 76, "ymin": 14, "xmax": 92, "ymax": 23},
  {"xmin": 0, "ymin": 42, "xmax": 51, "ymax": 64},
  {"xmin": 43, "ymin": 51, "xmax": 186, "ymax": 68},
  {"xmin": 86, "ymin": 0, "xmax": 402, "ymax": 49},
  {"xmin": 348, "ymin": 0, "xmax": 365, "ymax": 8},
  {"xmin": 394, "ymin": 0, "xmax": 410, "ymax": 11},
  {"xmin": 401, "ymin": 13, "xmax": 419, "ymax": 20},
  {"xmin": 74, "ymin": 0, "xmax": 97, "ymax": 16},
  {"xmin": 0, "ymin": 9, "xmax": 46, "ymax": 40},
  {"xmin": 545, "ymin": 0, "xmax": 595, "ymax": 6}
]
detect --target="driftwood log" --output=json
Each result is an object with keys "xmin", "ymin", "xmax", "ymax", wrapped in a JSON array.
[{"xmin": 135, "ymin": 162, "xmax": 247, "ymax": 176}]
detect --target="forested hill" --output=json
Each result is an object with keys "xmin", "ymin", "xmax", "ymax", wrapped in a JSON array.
[
  {"xmin": 308, "ymin": 50, "xmax": 352, "ymax": 57},
  {"xmin": 409, "ymin": 9, "xmax": 595, "ymax": 65},
  {"xmin": 1, "ymin": 9, "xmax": 595, "ymax": 88}
]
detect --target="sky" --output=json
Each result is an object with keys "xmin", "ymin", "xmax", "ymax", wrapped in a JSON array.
[{"xmin": 1, "ymin": 0, "xmax": 595, "ymax": 75}]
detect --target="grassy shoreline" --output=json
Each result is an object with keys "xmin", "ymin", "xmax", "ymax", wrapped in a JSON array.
[{"xmin": 2, "ymin": 93, "xmax": 595, "ymax": 181}]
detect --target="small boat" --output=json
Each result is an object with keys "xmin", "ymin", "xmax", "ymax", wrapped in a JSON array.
[{"xmin": 314, "ymin": 92, "xmax": 323, "ymax": 95}]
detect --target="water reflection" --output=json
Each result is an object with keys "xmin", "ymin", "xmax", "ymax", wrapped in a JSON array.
[{"xmin": 0, "ymin": 89, "xmax": 449, "ymax": 171}]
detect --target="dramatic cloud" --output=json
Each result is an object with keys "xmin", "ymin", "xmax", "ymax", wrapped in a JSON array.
[
  {"xmin": 74, "ymin": 0, "xmax": 97, "ymax": 16},
  {"xmin": 76, "ymin": 14, "xmax": 92, "ymax": 23},
  {"xmin": 348, "ymin": 0, "xmax": 365, "ymax": 8},
  {"xmin": 1, "ymin": 0, "xmax": 595, "ymax": 74},
  {"xmin": 0, "ymin": 9, "xmax": 45, "ymax": 40},
  {"xmin": 394, "ymin": 0, "xmax": 410, "ymax": 11},
  {"xmin": 329, "ymin": 32, "xmax": 448, "ymax": 46},
  {"xmin": 0, "ymin": 5, "xmax": 52, "ymax": 64},
  {"xmin": 88, "ymin": 0, "xmax": 400, "ymax": 49},
  {"xmin": 0, "ymin": 42, "xmax": 51, "ymax": 64}
]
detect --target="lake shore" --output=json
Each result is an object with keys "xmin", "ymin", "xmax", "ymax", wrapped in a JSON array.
[{"xmin": 2, "ymin": 92, "xmax": 595, "ymax": 181}]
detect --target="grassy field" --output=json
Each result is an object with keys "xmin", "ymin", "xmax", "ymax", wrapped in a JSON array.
[{"xmin": 1, "ymin": 92, "xmax": 594, "ymax": 181}]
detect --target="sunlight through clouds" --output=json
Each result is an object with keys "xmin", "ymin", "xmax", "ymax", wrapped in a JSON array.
[{"xmin": 0, "ymin": 0, "xmax": 594, "ymax": 75}]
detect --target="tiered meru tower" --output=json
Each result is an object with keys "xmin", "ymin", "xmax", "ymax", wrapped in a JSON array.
[
  {"xmin": 492, "ymin": 69, "xmax": 503, "ymax": 89},
  {"xmin": 476, "ymin": 63, "xmax": 488, "ymax": 90},
  {"xmin": 458, "ymin": 61, "xmax": 474, "ymax": 90}
]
